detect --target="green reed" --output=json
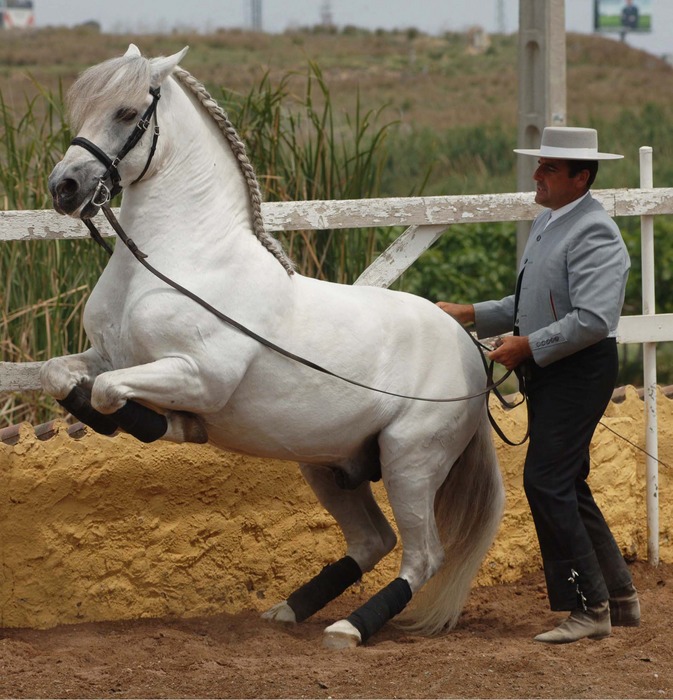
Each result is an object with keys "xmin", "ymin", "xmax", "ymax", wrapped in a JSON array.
[
  {"xmin": 220, "ymin": 61, "xmax": 399, "ymax": 282},
  {"xmin": 0, "ymin": 82, "xmax": 111, "ymax": 424}
]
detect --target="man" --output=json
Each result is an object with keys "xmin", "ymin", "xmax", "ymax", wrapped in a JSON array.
[
  {"xmin": 437, "ymin": 126, "xmax": 640, "ymax": 644},
  {"xmin": 621, "ymin": 0, "xmax": 640, "ymax": 31}
]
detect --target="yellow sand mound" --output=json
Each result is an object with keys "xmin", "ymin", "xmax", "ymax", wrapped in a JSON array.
[{"xmin": 0, "ymin": 386, "xmax": 670, "ymax": 629}]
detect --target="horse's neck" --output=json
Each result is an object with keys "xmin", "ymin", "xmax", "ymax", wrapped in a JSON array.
[{"xmin": 120, "ymin": 78, "xmax": 259, "ymax": 260}]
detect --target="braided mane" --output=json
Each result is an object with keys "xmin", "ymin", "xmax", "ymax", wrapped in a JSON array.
[{"xmin": 172, "ymin": 67, "xmax": 295, "ymax": 275}]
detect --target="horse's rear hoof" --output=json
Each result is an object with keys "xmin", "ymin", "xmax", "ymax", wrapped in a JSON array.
[{"xmin": 323, "ymin": 620, "xmax": 361, "ymax": 649}]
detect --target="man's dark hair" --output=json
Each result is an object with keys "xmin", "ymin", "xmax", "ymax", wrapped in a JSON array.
[{"xmin": 567, "ymin": 159, "xmax": 599, "ymax": 190}]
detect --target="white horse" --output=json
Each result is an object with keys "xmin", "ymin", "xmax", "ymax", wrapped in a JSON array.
[{"xmin": 41, "ymin": 45, "xmax": 504, "ymax": 649}]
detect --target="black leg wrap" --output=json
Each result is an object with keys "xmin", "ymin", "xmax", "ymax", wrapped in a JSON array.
[
  {"xmin": 346, "ymin": 578, "xmax": 412, "ymax": 644},
  {"xmin": 287, "ymin": 556, "xmax": 363, "ymax": 622},
  {"xmin": 57, "ymin": 386, "xmax": 119, "ymax": 436},
  {"xmin": 112, "ymin": 400, "xmax": 168, "ymax": 443}
]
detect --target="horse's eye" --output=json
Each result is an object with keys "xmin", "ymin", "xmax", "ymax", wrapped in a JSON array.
[{"xmin": 115, "ymin": 107, "xmax": 138, "ymax": 123}]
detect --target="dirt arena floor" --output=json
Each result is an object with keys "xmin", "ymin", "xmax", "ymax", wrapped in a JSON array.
[{"xmin": 0, "ymin": 559, "xmax": 669, "ymax": 699}]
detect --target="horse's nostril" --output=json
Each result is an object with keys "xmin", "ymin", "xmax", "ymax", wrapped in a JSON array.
[
  {"xmin": 55, "ymin": 178, "xmax": 79, "ymax": 197},
  {"xmin": 50, "ymin": 176, "xmax": 84, "ymax": 215}
]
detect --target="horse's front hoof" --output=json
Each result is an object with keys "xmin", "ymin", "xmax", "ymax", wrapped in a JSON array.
[
  {"xmin": 323, "ymin": 620, "xmax": 361, "ymax": 649},
  {"xmin": 261, "ymin": 601, "xmax": 296, "ymax": 624}
]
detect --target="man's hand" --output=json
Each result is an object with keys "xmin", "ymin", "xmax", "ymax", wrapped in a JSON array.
[
  {"xmin": 436, "ymin": 301, "xmax": 475, "ymax": 326},
  {"xmin": 489, "ymin": 335, "xmax": 532, "ymax": 371}
]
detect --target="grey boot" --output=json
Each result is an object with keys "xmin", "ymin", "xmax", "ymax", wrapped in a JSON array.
[
  {"xmin": 534, "ymin": 601, "xmax": 611, "ymax": 644},
  {"xmin": 609, "ymin": 584, "xmax": 641, "ymax": 627}
]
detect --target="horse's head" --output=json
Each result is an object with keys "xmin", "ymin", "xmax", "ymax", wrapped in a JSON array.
[{"xmin": 49, "ymin": 44, "xmax": 188, "ymax": 219}]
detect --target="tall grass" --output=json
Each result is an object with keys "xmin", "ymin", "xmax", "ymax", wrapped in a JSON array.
[
  {"xmin": 0, "ymin": 81, "xmax": 69, "ymax": 209},
  {"xmin": 221, "ymin": 62, "xmax": 401, "ymax": 282},
  {"xmin": 0, "ymin": 83, "xmax": 114, "ymax": 425}
]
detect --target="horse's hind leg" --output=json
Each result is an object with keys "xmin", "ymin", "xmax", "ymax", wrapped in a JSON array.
[
  {"xmin": 262, "ymin": 462, "xmax": 397, "ymax": 624},
  {"xmin": 322, "ymin": 444, "xmax": 453, "ymax": 649}
]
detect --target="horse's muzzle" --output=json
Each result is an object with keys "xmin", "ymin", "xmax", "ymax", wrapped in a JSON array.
[
  {"xmin": 48, "ymin": 167, "xmax": 99, "ymax": 219},
  {"xmin": 49, "ymin": 167, "xmax": 80, "ymax": 214}
]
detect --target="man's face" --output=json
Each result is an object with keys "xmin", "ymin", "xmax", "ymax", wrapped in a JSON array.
[{"xmin": 533, "ymin": 158, "xmax": 588, "ymax": 210}]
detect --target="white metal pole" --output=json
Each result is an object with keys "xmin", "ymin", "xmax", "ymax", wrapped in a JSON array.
[{"xmin": 640, "ymin": 145, "xmax": 659, "ymax": 567}]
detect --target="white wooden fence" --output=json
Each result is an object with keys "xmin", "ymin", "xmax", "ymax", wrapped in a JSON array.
[{"xmin": 1, "ymin": 152, "xmax": 672, "ymax": 563}]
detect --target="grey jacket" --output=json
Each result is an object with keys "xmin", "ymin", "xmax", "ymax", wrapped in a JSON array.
[{"xmin": 474, "ymin": 193, "xmax": 630, "ymax": 367}]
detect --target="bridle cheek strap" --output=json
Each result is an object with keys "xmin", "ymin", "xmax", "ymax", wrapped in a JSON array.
[
  {"xmin": 70, "ymin": 86, "xmax": 161, "ymax": 205},
  {"xmin": 70, "ymin": 136, "xmax": 122, "ymax": 203}
]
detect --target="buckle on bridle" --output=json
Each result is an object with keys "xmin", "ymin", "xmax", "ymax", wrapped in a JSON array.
[{"xmin": 91, "ymin": 178, "xmax": 112, "ymax": 207}]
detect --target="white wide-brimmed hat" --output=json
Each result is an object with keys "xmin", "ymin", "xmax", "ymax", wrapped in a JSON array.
[{"xmin": 513, "ymin": 127, "xmax": 623, "ymax": 160}]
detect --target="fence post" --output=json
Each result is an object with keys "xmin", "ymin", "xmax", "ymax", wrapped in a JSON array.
[{"xmin": 640, "ymin": 145, "xmax": 659, "ymax": 567}]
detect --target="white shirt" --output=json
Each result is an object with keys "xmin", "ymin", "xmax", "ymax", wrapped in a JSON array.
[{"xmin": 544, "ymin": 191, "xmax": 591, "ymax": 229}]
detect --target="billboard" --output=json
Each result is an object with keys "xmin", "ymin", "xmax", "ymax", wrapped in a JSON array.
[
  {"xmin": 594, "ymin": 0, "xmax": 652, "ymax": 34},
  {"xmin": 0, "ymin": 0, "xmax": 34, "ymax": 29}
]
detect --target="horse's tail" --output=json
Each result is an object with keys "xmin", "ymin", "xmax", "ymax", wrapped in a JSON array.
[{"xmin": 397, "ymin": 407, "xmax": 505, "ymax": 635}]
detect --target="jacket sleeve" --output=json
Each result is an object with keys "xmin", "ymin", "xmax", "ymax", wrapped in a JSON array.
[
  {"xmin": 473, "ymin": 294, "xmax": 516, "ymax": 339},
  {"xmin": 527, "ymin": 218, "xmax": 630, "ymax": 366}
]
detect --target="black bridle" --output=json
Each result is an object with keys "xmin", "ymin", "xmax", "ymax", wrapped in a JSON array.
[
  {"xmin": 73, "ymin": 85, "xmax": 529, "ymax": 442},
  {"xmin": 72, "ymin": 86, "xmax": 161, "ymax": 209},
  {"xmin": 72, "ymin": 85, "xmax": 161, "ymax": 256}
]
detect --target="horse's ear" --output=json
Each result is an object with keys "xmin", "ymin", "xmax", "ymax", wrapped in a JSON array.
[
  {"xmin": 124, "ymin": 44, "xmax": 142, "ymax": 58},
  {"xmin": 149, "ymin": 46, "xmax": 189, "ymax": 87}
]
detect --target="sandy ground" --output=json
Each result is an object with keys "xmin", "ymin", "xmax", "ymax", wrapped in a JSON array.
[{"xmin": 0, "ymin": 559, "xmax": 670, "ymax": 699}]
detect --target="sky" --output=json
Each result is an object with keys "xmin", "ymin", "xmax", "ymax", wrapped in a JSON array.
[{"xmin": 32, "ymin": 1, "xmax": 673, "ymax": 58}]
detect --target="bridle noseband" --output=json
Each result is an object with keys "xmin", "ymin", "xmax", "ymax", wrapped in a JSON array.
[{"xmin": 71, "ymin": 85, "xmax": 161, "ymax": 208}]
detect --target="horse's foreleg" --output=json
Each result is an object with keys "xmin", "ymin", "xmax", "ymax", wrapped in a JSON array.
[
  {"xmin": 41, "ymin": 349, "xmax": 119, "ymax": 434},
  {"xmin": 262, "ymin": 463, "xmax": 396, "ymax": 626},
  {"xmin": 41, "ymin": 348, "xmax": 110, "ymax": 398},
  {"xmin": 88, "ymin": 357, "xmax": 209, "ymax": 444},
  {"xmin": 57, "ymin": 385, "xmax": 120, "ymax": 435}
]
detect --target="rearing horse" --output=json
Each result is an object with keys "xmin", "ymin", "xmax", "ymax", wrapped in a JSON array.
[{"xmin": 41, "ymin": 45, "xmax": 505, "ymax": 648}]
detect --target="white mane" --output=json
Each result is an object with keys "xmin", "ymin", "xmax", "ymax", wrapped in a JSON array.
[{"xmin": 67, "ymin": 55, "xmax": 151, "ymax": 130}]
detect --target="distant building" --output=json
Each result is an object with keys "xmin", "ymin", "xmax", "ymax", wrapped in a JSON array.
[
  {"xmin": 320, "ymin": 1, "xmax": 334, "ymax": 29},
  {"xmin": 0, "ymin": 0, "xmax": 34, "ymax": 29}
]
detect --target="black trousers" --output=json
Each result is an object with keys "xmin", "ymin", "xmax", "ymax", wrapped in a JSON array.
[{"xmin": 522, "ymin": 338, "xmax": 633, "ymax": 610}]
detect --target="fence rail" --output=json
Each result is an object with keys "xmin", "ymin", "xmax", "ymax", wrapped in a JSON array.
[
  {"xmin": 3, "ymin": 187, "xmax": 673, "ymax": 390},
  {"xmin": 2, "ymin": 188, "xmax": 673, "ymax": 243}
]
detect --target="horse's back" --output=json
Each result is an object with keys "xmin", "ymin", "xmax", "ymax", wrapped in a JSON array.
[{"xmin": 289, "ymin": 275, "xmax": 484, "ymax": 393}]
